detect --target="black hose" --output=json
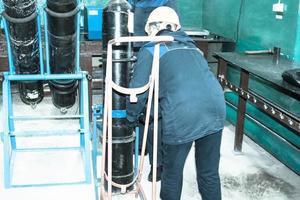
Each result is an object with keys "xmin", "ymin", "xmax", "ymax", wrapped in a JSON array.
[
  {"xmin": 45, "ymin": 6, "xmax": 80, "ymax": 18},
  {"xmin": 2, "ymin": 11, "xmax": 37, "ymax": 24}
]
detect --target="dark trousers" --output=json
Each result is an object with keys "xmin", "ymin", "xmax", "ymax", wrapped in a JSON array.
[
  {"xmin": 160, "ymin": 131, "xmax": 222, "ymax": 200},
  {"xmin": 138, "ymin": 119, "xmax": 163, "ymax": 166},
  {"xmin": 147, "ymin": 118, "xmax": 162, "ymax": 166}
]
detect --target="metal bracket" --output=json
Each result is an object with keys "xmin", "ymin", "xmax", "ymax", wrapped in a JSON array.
[{"xmin": 219, "ymin": 76, "xmax": 300, "ymax": 135}]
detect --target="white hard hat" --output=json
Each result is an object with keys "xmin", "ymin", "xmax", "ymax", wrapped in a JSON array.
[{"xmin": 145, "ymin": 6, "xmax": 181, "ymax": 36}]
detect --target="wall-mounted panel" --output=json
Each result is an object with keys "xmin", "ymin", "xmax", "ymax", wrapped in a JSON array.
[
  {"xmin": 177, "ymin": 0, "xmax": 203, "ymax": 29},
  {"xmin": 202, "ymin": 0, "xmax": 242, "ymax": 40},
  {"xmin": 238, "ymin": 0, "xmax": 299, "ymax": 59}
]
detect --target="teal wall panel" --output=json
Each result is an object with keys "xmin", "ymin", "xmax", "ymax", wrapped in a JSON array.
[
  {"xmin": 202, "ymin": 0, "xmax": 242, "ymax": 40},
  {"xmin": 226, "ymin": 94, "xmax": 300, "ymax": 175},
  {"xmin": 177, "ymin": 0, "xmax": 203, "ymax": 29},
  {"xmin": 226, "ymin": 64, "xmax": 300, "ymax": 118},
  {"xmin": 226, "ymin": 92, "xmax": 300, "ymax": 148},
  {"xmin": 294, "ymin": 12, "xmax": 300, "ymax": 61},
  {"xmin": 202, "ymin": 0, "xmax": 300, "ymax": 60},
  {"xmin": 225, "ymin": 66, "xmax": 300, "ymax": 174},
  {"xmin": 237, "ymin": 0, "xmax": 299, "ymax": 59}
]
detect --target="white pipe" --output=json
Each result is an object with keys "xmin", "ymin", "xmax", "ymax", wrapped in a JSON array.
[
  {"xmin": 152, "ymin": 43, "xmax": 160, "ymax": 200},
  {"xmin": 107, "ymin": 42, "xmax": 114, "ymax": 200},
  {"xmin": 109, "ymin": 36, "xmax": 174, "ymax": 45}
]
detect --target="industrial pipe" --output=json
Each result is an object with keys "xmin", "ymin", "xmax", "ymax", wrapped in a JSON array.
[
  {"xmin": 46, "ymin": 0, "xmax": 78, "ymax": 109},
  {"xmin": 102, "ymin": 0, "xmax": 134, "ymax": 192},
  {"xmin": 3, "ymin": 0, "xmax": 44, "ymax": 105}
]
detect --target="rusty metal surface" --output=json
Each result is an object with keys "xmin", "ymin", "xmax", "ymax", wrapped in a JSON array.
[
  {"xmin": 0, "ymin": 32, "xmax": 8, "ymax": 72},
  {"xmin": 234, "ymin": 69, "xmax": 249, "ymax": 152}
]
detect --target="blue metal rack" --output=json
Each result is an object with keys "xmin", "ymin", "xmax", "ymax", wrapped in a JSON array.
[{"xmin": 1, "ymin": 2, "xmax": 92, "ymax": 188}]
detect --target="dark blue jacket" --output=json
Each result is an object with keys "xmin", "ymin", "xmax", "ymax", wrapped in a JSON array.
[{"xmin": 127, "ymin": 30, "xmax": 226, "ymax": 145}]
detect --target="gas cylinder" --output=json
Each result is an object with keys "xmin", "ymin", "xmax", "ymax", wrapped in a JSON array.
[
  {"xmin": 102, "ymin": 0, "xmax": 135, "ymax": 192},
  {"xmin": 3, "ymin": 0, "xmax": 44, "ymax": 105},
  {"xmin": 46, "ymin": 0, "xmax": 78, "ymax": 109}
]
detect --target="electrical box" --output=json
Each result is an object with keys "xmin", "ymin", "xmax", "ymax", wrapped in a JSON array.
[
  {"xmin": 84, "ymin": 6, "xmax": 103, "ymax": 40},
  {"xmin": 272, "ymin": 2, "xmax": 285, "ymax": 20},
  {"xmin": 273, "ymin": 3, "xmax": 284, "ymax": 13}
]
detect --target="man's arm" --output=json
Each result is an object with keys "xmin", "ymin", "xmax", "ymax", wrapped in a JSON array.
[{"xmin": 127, "ymin": 48, "xmax": 153, "ymax": 123}]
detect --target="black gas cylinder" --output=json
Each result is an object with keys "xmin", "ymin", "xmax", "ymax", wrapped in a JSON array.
[
  {"xmin": 47, "ymin": 0, "xmax": 77, "ymax": 13},
  {"xmin": 47, "ymin": 0, "xmax": 78, "ymax": 36},
  {"xmin": 47, "ymin": 0, "xmax": 78, "ymax": 109},
  {"xmin": 49, "ymin": 34, "xmax": 76, "ymax": 74},
  {"xmin": 3, "ymin": 1, "xmax": 44, "ymax": 105},
  {"xmin": 19, "ymin": 80, "xmax": 44, "ymax": 105},
  {"xmin": 49, "ymin": 80, "xmax": 78, "ymax": 109},
  {"xmin": 102, "ymin": 0, "xmax": 135, "ymax": 192},
  {"xmin": 3, "ymin": 0, "xmax": 36, "ymax": 18}
]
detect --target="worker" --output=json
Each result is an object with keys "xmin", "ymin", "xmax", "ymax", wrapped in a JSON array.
[
  {"xmin": 129, "ymin": 0, "xmax": 177, "ymax": 44},
  {"xmin": 128, "ymin": 0, "xmax": 177, "ymax": 182},
  {"xmin": 127, "ymin": 6, "xmax": 226, "ymax": 200}
]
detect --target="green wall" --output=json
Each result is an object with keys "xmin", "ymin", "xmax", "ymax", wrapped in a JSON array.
[
  {"xmin": 202, "ymin": 0, "xmax": 300, "ymax": 61},
  {"xmin": 226, "ymin": 96, "xmax": 300, "ymax": 175},
  {"xmin": 177, "ymin": 0, "xmax": 203, "ymax": 29},
  {"xmin": 294, "ymin": 12, "xmax": 300, "ymax": 61},
  {"xmin": 202, "ymin": 0, "xmax": 241, "ymax": 39},
  {"xmin": 85, "ymin": 0, "xmax": 204, "ymax": 29},
  {"xmin": 225, "ymin": 65, "xmax": 300, "ymax": 174}
]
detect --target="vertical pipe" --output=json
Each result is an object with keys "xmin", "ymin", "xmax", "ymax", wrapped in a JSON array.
[
  {"xmin": 76, "ymin": 11, "xmax": 81, "ymax": 73},
  {"xmin": 100, "ymin": 42, "xmax": 112, "ymax": 198},
  {"xmin": 106, "ymin": 42, "xmax": 113, "ymax": 199},
  {"xmin": 102, "ymin": 0, "xmax": 134, "ymax": 193},
  {"xmin": 37, "ymin": 11, "xmax": 44, "ymax": 75},
  {"xmin": 44, "ymin": 10, "xmax": 51, "ymax": 75},
  {"xmin": 2, "ymin": 78, "xmax": 11, "ymax": 188},
  {"xmin": 7, "ymin": 80, "xmax": 16, "ymax": 150},
  {"xmin": 152, "ymin": 44, "xmax": 160, "ymax": 200},
  {"xmin": 47, "ymin": 0, "xmax": 79, "ymax": 109},
  {"xmin": 82, "ymin": 76, "xmax": 92, "ymax": 183},
  {"xmin": 134, "ymin": 126, "xmax": 139, "ymax": 175}
]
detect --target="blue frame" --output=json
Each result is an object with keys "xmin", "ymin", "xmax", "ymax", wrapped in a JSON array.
[{"xmin": 1, "ymin": 1, "xmax": 92, "ymax": 188}]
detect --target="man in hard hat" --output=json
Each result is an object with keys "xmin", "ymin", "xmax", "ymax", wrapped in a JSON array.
[
  {"xmin": 129, "ymin": 0, "xmax": 177, "ymax": 37},
  {"xmin": 128, "ymin": 0, "xmax": 177, "ymax": 182},
  {"xmin": 127, "ymin": 6, "xmax": 226, "ymax": 200}
]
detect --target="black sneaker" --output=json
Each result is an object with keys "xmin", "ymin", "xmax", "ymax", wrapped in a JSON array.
[{"xmin": 148, "ymin": 166, "xmax": 162, "ymax": 182}]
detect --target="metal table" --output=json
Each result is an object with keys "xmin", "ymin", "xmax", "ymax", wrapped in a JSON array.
[{"xmin": 215, "ymin": 52, "xmax": 300, "ymax": 151}]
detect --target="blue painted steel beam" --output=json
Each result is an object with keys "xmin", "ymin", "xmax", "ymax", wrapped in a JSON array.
[
  {"xmin": 10, "ymin": 181, "xmax": 88, "ymax": 188},
  {"xmin": 11, "ymin": 115, "xmax": 84, "ymax": 120},
  {"xmin": 81, "ymin": 77, "xmax": 92, "ymax": 183},
  {"xmin": 5, "ymin": 73, "xmax": 86, "ymax": 81},
  {"xmin": 3, "ymin": 78, "xmax": 11, "ymax": 188},
  {"xmin": 37, "ymin": 10, "xmax": 44, "ymax": 75},
  {"xmin": 15, "ymin": 147, "xmax": 82, "ymax": 152},
  {"xmin": 44, "ymin": 8, "xmax": 51, "ymax": 74},
  {"xmin": 7, "ymin": 80, "xmax": 16, "ymax": 150},
  {"xmin": 11, "ymin": 130, "xmax": 84, "ymax": 137}
]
